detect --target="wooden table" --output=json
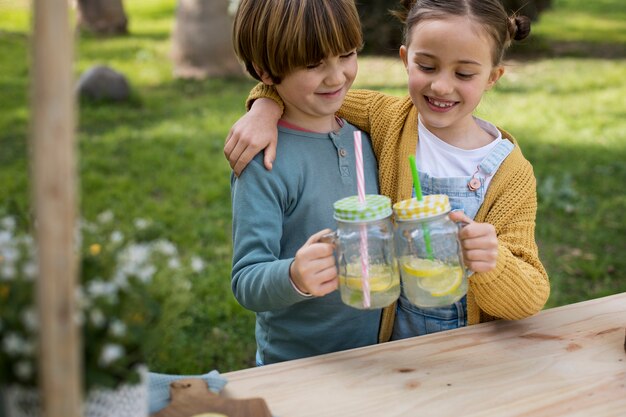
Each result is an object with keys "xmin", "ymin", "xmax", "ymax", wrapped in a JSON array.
[{"xmin": 223, "ymin": 293, "xmax": 626, "ymax": 417}]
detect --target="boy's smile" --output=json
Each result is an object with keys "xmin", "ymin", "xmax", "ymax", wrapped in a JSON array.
[
  {"xmin": 264, "ymin": 51, "xmax": 358, "ymax": 133},
  {"xmin": 400, "ymin": 16, "xmax": 504, "ymax": 148}
]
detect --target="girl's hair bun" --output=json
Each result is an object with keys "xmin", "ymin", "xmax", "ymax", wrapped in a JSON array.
[
  {"xmin": 392, "ymin": 0, "xmax": 417, "ymax": 23},
  {"xmin": 508, "ymin": 15, "xmax": 531, "ymax": 41}
]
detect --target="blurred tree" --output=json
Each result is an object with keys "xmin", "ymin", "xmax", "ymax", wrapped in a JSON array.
[
  {"xmin": 76, "ymin": 0, "xmax": 128, "ymax": 35},
  {"xmin": 357, "ymin": 0, "xmax": 403, "ymax": 55},
  {"xmin": 171, "ymin": 0, "xmax": 243, "ymax": 79},
  {"xmin": 357, "ymin": 0, "xmax": 553, "ymax": 55}
]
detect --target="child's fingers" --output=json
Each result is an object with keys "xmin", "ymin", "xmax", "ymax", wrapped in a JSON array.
[
  {"xmin": 306, "ymin": 229, "xmax": 334, "ymax": 246},
  {"xmin": 458, "ymin": 222, "xmax": 496, "ymax": 241},
  {"xmin": 263, "ymin": 139, "xmax": 277, "ymax": 171},
  {"xmin": 316, "ymin": 275, "xmax": 339, "ymax": 296},
  {"xmin": 448, "ymin": 210, "xmax": 473, "ymax": 225},
  {"xmin": 459, "ymin": 233, "xmax": 498, "ymax": 250},
  {"xmin": 463, "ymin": 247, "xmax": 497, "ymax": 261},
  {"xmin": 462, "ymin": 247, "xmax": 497, "ymax": 273},
  {"xmin": 233, "ymin": 144, "xmax": 260, "ymax": 176},
  {"xmin": 224, "ymin": 132, "xmax": 243, "ymax": 170},
  {"xmin": 297, "ymin": 258, "xmax": 337, "ymax": 296},
  {"xmin": 466, "ymin": 260, "xmax": 496, "ymax": 273},
  {"xmin": 224, "ymin": 129, "xmax": 236, "ymax": 159}
]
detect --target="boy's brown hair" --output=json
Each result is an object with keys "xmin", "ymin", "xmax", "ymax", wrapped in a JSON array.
[{"xmin": 233, "ymin": 0, "xmax": 363, "ymax": 84}]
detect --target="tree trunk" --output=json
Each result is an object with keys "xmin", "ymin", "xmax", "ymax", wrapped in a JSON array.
[
  {"xmin": 171, "ymin": 0, "xmax": 242, "ymax": 79},
  {"xmin": 76, "ymin": 0, "xmax": 128, "ymax": 35}
]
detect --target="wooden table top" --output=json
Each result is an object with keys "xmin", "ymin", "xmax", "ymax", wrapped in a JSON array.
[{"xmin": 223, "ymin": 292, "xmax": 626, "ymax": 417}]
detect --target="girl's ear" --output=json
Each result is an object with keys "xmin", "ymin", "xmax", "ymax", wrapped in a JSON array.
[
  {"xmin": 253, "ymin": 64, "xmax": 274, "ymax": 85},
  {"xmin": 399, "ymin": 45, "xmax": 409, "ymax": 71},
  {"xmin": 486, "ymin": 65, "xmax": 505, "ymax": 90}
]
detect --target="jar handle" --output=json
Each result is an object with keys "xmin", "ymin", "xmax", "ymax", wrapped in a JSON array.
[{"xmin": 451, "ymin": 212, "xmax": 472, "ymax": 277}]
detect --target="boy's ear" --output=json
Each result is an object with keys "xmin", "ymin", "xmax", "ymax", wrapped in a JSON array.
[
  {"xmin": 399, "ymin": 45, "xmax": 409, "ymax": 71},
  {"xmin": 486, "ymin": 65, "xmax": 505, "ymax": 90},
  {"xmin": 252, "ymin": 64, "xmax": 274, "ymax": 85}
]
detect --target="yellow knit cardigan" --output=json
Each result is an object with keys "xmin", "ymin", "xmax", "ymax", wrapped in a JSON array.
[{"xmin": 249, "ymin": 85, "xmax": 550, "ymax": 342}]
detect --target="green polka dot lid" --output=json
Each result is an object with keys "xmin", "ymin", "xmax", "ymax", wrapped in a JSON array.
[{"xmin": 333, "ymin": 195, "xmax": 392, "ymax": 222}]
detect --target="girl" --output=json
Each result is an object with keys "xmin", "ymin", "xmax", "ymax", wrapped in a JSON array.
[{"xmin": 225, "ymin": 0, "xmax": 550, "ymax": 342}]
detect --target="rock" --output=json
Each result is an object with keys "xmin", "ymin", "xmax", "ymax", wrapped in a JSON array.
[{"xmin": 76, "ymin": 65, "xmax": 131, "ymax": 101}]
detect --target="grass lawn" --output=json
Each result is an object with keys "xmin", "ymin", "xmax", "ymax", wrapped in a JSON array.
[{"xmin": 0, "ymin": 0, "xmax": 624, "ymax": 373}]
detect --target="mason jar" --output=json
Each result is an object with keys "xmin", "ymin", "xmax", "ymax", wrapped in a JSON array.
[
  {"xmin": 328, "ymin": 194, "xmax": 400, "ymax": 310},
  {"xmin": 393, "ymin": 194, "xmax": 467, "ymax": 308}
]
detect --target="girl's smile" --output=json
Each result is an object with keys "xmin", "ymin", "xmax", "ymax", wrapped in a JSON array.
[
  {"xmin": 425, "ymin": 96, "xmax": 458, "ymax": 112},
  {"xmin": 400, "ymin": 16, "xmax": 504, "ymax": 148}
]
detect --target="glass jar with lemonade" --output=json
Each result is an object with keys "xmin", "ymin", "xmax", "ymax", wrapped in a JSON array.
[
  {"xmin": 330, "ymin": 195, "xmax": 400, "ymax": 309},
  {"xmin": 393, "ymin": 194, "xmax": 467, "ymax": 308}
]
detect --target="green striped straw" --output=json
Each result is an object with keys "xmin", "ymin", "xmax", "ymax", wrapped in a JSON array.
[{"xmin": 408, "ymin": 155, "xmax": 434, "ymax": 259}]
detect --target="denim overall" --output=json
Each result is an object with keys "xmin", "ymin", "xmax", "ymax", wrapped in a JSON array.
[{"xmin": 391, "ymin": 140, "xmax": 514, "ymax": 340}]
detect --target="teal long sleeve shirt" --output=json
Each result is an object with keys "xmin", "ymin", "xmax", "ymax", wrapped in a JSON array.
[{"xmin": 231, "ymin": 121, "xmax": 382, "ymax": 364}]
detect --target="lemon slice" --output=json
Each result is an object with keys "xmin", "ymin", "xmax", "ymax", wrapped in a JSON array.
[
  {"xmin": 342, "ymin": 264, "xmax": 394, "ymax": 291},
  {"xmin": 401, "ymin": 258, "xmax": 448, "ymax": 277},
  {"xmin": 343, "ymin": 275, "xmax": 393, "ymax": 292},
  {"xmin": 420, "ymin": 267, "xmax": 463, "ymax": 296},
  {"xmin": 401, "ymin": 258, "xmax": 463, "ymax": 297}
]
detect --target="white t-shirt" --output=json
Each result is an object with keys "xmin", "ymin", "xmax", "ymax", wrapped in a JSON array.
[{"xmin": 416, "ymin": 117, "xmax": 503, "ymax": 191}]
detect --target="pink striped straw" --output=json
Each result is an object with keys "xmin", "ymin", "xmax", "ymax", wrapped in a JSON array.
[{"xmin": 354, "ymin": 131, "xmax": 371, "ymax": 308}]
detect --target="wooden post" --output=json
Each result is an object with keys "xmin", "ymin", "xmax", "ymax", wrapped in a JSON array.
[{"xmin": 31, "ymin": 0, "xmax": 81, "ymax": 416}]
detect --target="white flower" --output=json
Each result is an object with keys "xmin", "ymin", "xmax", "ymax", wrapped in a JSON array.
[
  {"xmin": 1, "ymin": 246, "xmax": 18, "ymax": 263},
  {"xmin": 109, "ymin": 320, "xmax": 127, "ymax": 337},
  {"xmin": 90, "ymin": 309, "xmax": 106, "ymax": 328},
  {"xmin": 113, "ymin": 270, "xmax": 129, "ymax": 289},
  {"xmin": 136, "ymin": 264, "xmax": 156, "ymax": 283},
  {"xmin": 99, "ymin": 343, "xmax": 125, "ymax": 366},
  {"xmin": 14, "ymin": 361, "xmax": 33, "ymax": 381},
  {"xmin": 0, "ymin": 230, "xmax": 11, "ymax": 245},
  {"xmin": 75, "ymin": 287, "xmax": 93, "ymax": 310},
  {"xmin": 18, "ymin": 234, "xmax": 34, "ymax": 248},
  {"xmin": 22, "ymin": 262, "xmax": 37, "ymax": 280},
  {"xmin": 133, "ymin": 218, "xmax": 149, "ymax": 230},
  {"xmin": 191, "ymin": 256, "xmax": 205, "ymax": 273},
  {"xmin": 80, "ymin": 219, "xmax": 96, "ymax": 233},
  {"xmin": 1, "ymin": 264, "xmax": 16, "ymax": 281},
  {"xmin": 97, "ymin": 210, "xmax": 114, "ymax": 224},
  {"xmin": 2, "ymin": 333, "xmax": 25, "ymax": 356},
  {"xmin": 87, "ymin": 279, "xmax": 117, "ymax": 298},
  {"xmin": 154, "ymin": 240, "xmax": 177, "ymax": 256},
  {"xmin": 1, "ymin": 217, "xmax": 16, "ymax": 231},
  {"xmin": 121, "ymin": 244, "xmax": 150, "ymax": 268},
  {"xmin": 110, "ymin": 231, "xmax": 124, "ymax": 244},
  {"xmin": 167, "ymin": 257, "xmax": 181, "ymax": 270},
  {"xmin": 21, "ymin": 308, "xmax": 39, "ymax": 331}
]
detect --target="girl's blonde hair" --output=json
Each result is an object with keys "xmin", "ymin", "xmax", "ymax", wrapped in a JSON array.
[
  {"xmin": 233, "ymin": 0, "xmax": 363, "ymax": 83},
  {"xmin": 393, "ymin": 0, "xmax": 531, "ymax": 66}
]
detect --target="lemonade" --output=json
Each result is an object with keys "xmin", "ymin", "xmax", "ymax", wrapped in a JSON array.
[
  {"xmin": 338, "ymin": 263, "xmax": 400, "ymax": 309},
  {"xmin": 399, "ymin": 256, "xmax": 467, "ymax": 307}
]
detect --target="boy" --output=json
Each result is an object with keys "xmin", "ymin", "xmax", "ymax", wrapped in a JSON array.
[{"xmin": 230, "ymin": 0, "xmax": 382, "ymax": 365}]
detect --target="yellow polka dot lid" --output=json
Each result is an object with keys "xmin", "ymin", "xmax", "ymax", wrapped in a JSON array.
[
  {"xmin": 393, "ymin": 194, "xmax": 451, "ymax": 221},
  {"xmin": 333, "ymin": 194, "xmax": 392, "ymax": 222}
]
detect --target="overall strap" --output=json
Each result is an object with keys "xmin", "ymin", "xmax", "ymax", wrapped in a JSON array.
[{"xmin": 478, "ymin": 140, "xmax": 514, "ymax": 176}]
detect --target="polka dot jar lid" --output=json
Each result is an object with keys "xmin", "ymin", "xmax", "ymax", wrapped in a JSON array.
[
  {"xmin": 333, "ymin": 195, "xmax": 392, "ymax": 222},
  {"xmin": 393, "ymin": 194, "xmax": 451, "ymax": 221}
]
